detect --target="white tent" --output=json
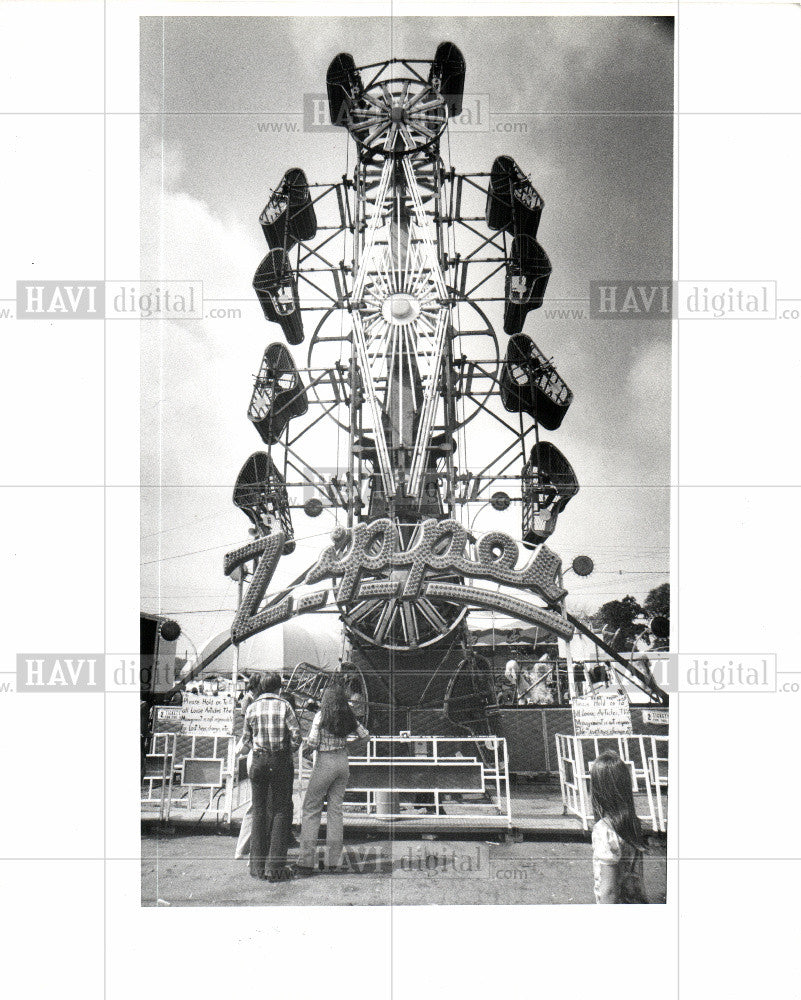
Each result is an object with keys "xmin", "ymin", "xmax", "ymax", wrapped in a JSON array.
[{"xmin": 186, "ymin": 614, "xmax": 342, "ymax": 682}]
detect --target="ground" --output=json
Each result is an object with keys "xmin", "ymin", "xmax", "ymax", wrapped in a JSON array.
[{"xmin": 141, "ymin": 831, "xmax": 667, "ymax": 906}]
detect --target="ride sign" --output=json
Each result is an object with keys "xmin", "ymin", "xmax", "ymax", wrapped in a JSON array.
[{"xmin": 225, "ymin": 519, "xmax": 574, "ymax": 646}]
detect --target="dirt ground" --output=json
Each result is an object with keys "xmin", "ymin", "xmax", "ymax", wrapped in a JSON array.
[{"xmin": 142, "ymin": 831, "xmax": 667, "ymax": 906}]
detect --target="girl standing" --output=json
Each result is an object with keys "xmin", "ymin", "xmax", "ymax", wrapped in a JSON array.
[
  {"xmin": 590, "ymin": 750, "xmax": 649, "ymax": 904},
  {"xmin": 233, "ymin": 673, "xmax": 263, "ymax": 861},
  {"xmin": 296, "ymin": 685, "xmax": 369, "ymax": 874}
]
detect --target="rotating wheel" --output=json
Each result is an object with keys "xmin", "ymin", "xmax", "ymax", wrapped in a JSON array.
[
  {"xmin": 340, "ymin": 516, "xmax": 468, "ymax": 650},
  {"xmin": 348, "ymin": 79, "xmax": 448, "ymax": 155},
  {"xmin": 306, "ymin": 296, "xmax": 500, "ymax": 434}
]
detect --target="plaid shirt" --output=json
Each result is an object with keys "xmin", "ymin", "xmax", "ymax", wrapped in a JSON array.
[
  {"xmin": 305, "ymin": 711, "xmax": 369, "ymax": 752},
  {"xmin": 239, "ymin": 694, "xmax": 300, "ymax": 754}
]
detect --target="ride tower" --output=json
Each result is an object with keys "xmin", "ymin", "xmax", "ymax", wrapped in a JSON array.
[{"xmin": 225, "ymin": 43, "xmax": 662, "ymax": 741}]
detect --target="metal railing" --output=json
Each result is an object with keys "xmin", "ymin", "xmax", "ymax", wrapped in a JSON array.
[
  {"xmin": 555, "ymin": 733, "xmax": 668, "ymax": 832},
  {"xmin": 299, "ymin": 734, "xmax": 512, "ymax": 826}
]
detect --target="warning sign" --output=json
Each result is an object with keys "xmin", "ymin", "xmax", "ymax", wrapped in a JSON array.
[
  {"xmin": 571, "ymin": 693, "xmax": 633, "ymax": 736},
  {"xmin": 181, "ymin": 693, "xmax": 235, "ymax": 736}
]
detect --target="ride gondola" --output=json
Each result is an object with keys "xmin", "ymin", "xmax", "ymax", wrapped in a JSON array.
[
  {"xmin": 248, "ymin": 342, "xmax": 309, "ymax": 445},
  {"xmin": 259, "ymin": 168, "xmax": 317, "ymax": 250},
  {"xmin": 253, "ymin": 248, "xmax": 304, "ymax": 345},
  {"xmin": 521, "ymin": 441, "xmax": 579, "ymax": 546},
  {"xmin": 325, "ymin": 52, "xmax": 364, "ymax": 127},
  {"xmin": 485, "ymin": 155, "xmax": 544, "ymax": 238},
  {"xmin": 499, "ymin": 334, "xmax": 573, "ymax": 430},
  {"xmin": 428, "ymin": 42, "xmax": 466, "ymax": 117},
  {"xmin": 233, "ymin": 452, "xmax": 296, "ymax": 555},
  {"xmin": 503, "ymin": 234, "xmax": 552, "ymax": 335}
]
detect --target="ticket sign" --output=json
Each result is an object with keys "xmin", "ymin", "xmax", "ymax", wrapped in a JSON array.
[
  {"xmin": 571, "ymin": 693, "xmax": 633, "ymax": 736},
  {"xmin": 642, "ymin": 709, "xmax": 669, "ymax": 726},
  {"xmin": 153, "ymin": 706, "xmax": 182, "ymax": 733},
  {"xmin": 181, "ymin": 693, "xmax": 236, "ymax": 736}
]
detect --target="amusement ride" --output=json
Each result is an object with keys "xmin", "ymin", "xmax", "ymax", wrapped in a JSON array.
[{"xmin": 213, "ymin": 42, "xmax": 667, "ymax": 739}]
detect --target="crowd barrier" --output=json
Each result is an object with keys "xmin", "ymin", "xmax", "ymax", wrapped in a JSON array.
[
  {"xmin": 555, "ymin": 733, "xmax": 668, "ymax": 832},
  {"xmin": 299, "ymin": 735, "xmax": 512, "ymax": 826}
]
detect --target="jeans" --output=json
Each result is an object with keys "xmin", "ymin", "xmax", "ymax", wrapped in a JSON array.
[
  {"xmin": 234, "ymin": 805, "xmax": 253, "ymax": 860},
  {"xmin": 234, "ymin": 750, "xmax": 254, "ymax": 860},
  {"xmin": 298, "ymin": 749, "xmax": 350, "ymax": 869},
  {"xmin": 249, "ymin": 749, "xmax": 294, "ymax": 877}
]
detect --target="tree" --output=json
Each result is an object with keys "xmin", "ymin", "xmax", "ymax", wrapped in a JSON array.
[
  {"xmin": 592, "ymin": 595, "xmax": 642, "ymax": 632},
  {"xmin": 643, "ymin": 582, "xmax": 670, "ymax": 618},
  {"xmin": 591, "ymin": 595, "xmax": 643, "ymax": 652}
]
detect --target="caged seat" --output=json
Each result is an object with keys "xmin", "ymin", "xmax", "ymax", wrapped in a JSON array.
[
  {"xmin": 428, "ymin": 41, "xmax": 466, "ymax": 117},
  {"xmin": 233, "ymin": 452, "xmax": 296, "ymax": 555},
  {"xmin": 259, "ymin": 168, "xmax": 317, "ymax": 250},
  {"xmin": 485, "ymin": 155, "xmax": 544, "ymax": 238},
  {"xmin": 326, "ymin": 52, "xmax": 364, "ymax": 128},
  {"xmin": 248, "ymin": 342, "xmax": 309, "ymax": 445},
  {"xmin": 521, "ymin": 441, "xmax": 579, "ymax": 547},
  {"xmin": 253, "ymin": 248, "xmax": 304, "ymax": 345},
  {"xmin": 503, "ymin": 234, "xmax": 552, "ymax": 335},
  {"xmin": 499, "ymin": 334, "xmax": 573, "ymax": 431}
]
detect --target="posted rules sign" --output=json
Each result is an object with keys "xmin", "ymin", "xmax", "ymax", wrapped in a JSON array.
[
  {"xmin": 571, "ymin": 693, "xmax": 633, "ymax": 736},
  {"xmin": 180, "ymin": 694, "xmax": 235, "ymax": 736}
]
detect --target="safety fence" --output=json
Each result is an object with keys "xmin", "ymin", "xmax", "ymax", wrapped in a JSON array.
[
  {"xmin": 555, "ymin": 733, "xmax": 668, "ymax": 832},
  {"xmin": 141, "ymin": 732, "xmax": 235, "ymax": 822},
  {"xmin": 299, "ymin": 735, "xmax": 512, "ymax": 827}
]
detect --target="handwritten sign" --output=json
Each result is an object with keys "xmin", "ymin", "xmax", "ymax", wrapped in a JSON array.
[
  {"xmin": 181, "ymin": 693, "xmax": 235, "ymax": 736},
  {"xmin": 572, "ymin": 693, "xmax": 633, "ymax": 736}
]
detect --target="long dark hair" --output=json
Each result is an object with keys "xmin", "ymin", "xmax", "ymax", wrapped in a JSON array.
[
  {"xmin": 319, "ymin": 684, "xmax": 359, "ymax": 738},
  {"xmin": 590, "ymin": 750, "xmax": 646, "ymax": 850}
]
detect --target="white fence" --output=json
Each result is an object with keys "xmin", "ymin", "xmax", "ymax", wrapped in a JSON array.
[
  {"xmin": 555, "ymin": 733, "xmax": 668, "ymax": 832},
  {"xmin": 142, "ymin": 732, "xmax": 235, "ymax": 822},
  {"xmin": 299, "ymin": 735, "xmax": 512, "ymax": 827}
]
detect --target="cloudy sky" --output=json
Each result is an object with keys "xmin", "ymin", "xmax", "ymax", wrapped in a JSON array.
[{"xmin": 140, "ymin": 15, "xmax": 673, "ymax": 655}]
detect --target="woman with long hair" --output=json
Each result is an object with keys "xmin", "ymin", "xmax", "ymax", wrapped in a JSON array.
[
  {"xmin": 590, "ymin": 750, "xmax": 648, "ymax": 903},
  {"xmin": 296, "ymin": 683, "xmax": 369, "ymax": 875}
]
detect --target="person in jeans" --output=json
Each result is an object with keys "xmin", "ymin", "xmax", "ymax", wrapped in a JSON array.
[
  {"xmin": 296, "ymin": 684, "xmax": 369, "ymax": 875},
  {"xmin": 233, "ymin": 673, "xmax": 261, "ymax": 861},
  {"xmin": 236, "ymin": 671, "xmax": 300, "ymax": 882}
]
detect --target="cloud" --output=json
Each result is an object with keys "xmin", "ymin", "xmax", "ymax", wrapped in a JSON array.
[{"xmin": 141, "ymin": 138, "xmax": 256, "ymax": 303}]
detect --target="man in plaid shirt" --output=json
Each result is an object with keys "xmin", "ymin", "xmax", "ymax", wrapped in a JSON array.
[{"xmin": 237, "ymin": 671, "xmax": 300, "ymax": 881}]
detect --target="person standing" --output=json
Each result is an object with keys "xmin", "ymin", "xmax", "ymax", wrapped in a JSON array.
[
  {"xmin": 590, "ymin": 750, "xmax": 648, "ymax": 903},
  {"xmin": 236, "ymin": 671, "xmax": 300, "ymax": 882},
  {"xmin": 233, "ymin": 673, "xmax": 261, "ymax": 861},
  {"xmin": 296, "ymin": 685, "xmax": 369, "ymax": 875}
]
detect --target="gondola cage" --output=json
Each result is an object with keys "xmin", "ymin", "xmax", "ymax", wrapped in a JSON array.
[
  {"xmin": 253, "ymin": 248, "xmax": 304, "ymax": 345},
  {"xmin": 259, "ymin": 168, "xmax": 317, "ymax": 250},
  {"xmin": 248, "ymin": 342, "xmax": 309, "ymax": 445},
  {"xmin": 325, "ymin": 52, "xmax": 364, "ymax": 127},
  {"xmin": 521, "ymin": 441, "xmax": 579, "ymax": 546},
  {"xmin": 428, "ymin": 41, "xmax": 467, "ymax": 117},
  {"xmin": 499, "ymin": 333, "xmax": 573, "ymax": 430},
  {"xmin": 504, "ymin": 234, "xmax": 552, "ymax": 335},
  {"xmin": 233, "ymin": 451, "xmax": 296, "ymax": 555},
  {"xmin": 486, "ymin": 155, "xmax": 544, "ymax": 238}
]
